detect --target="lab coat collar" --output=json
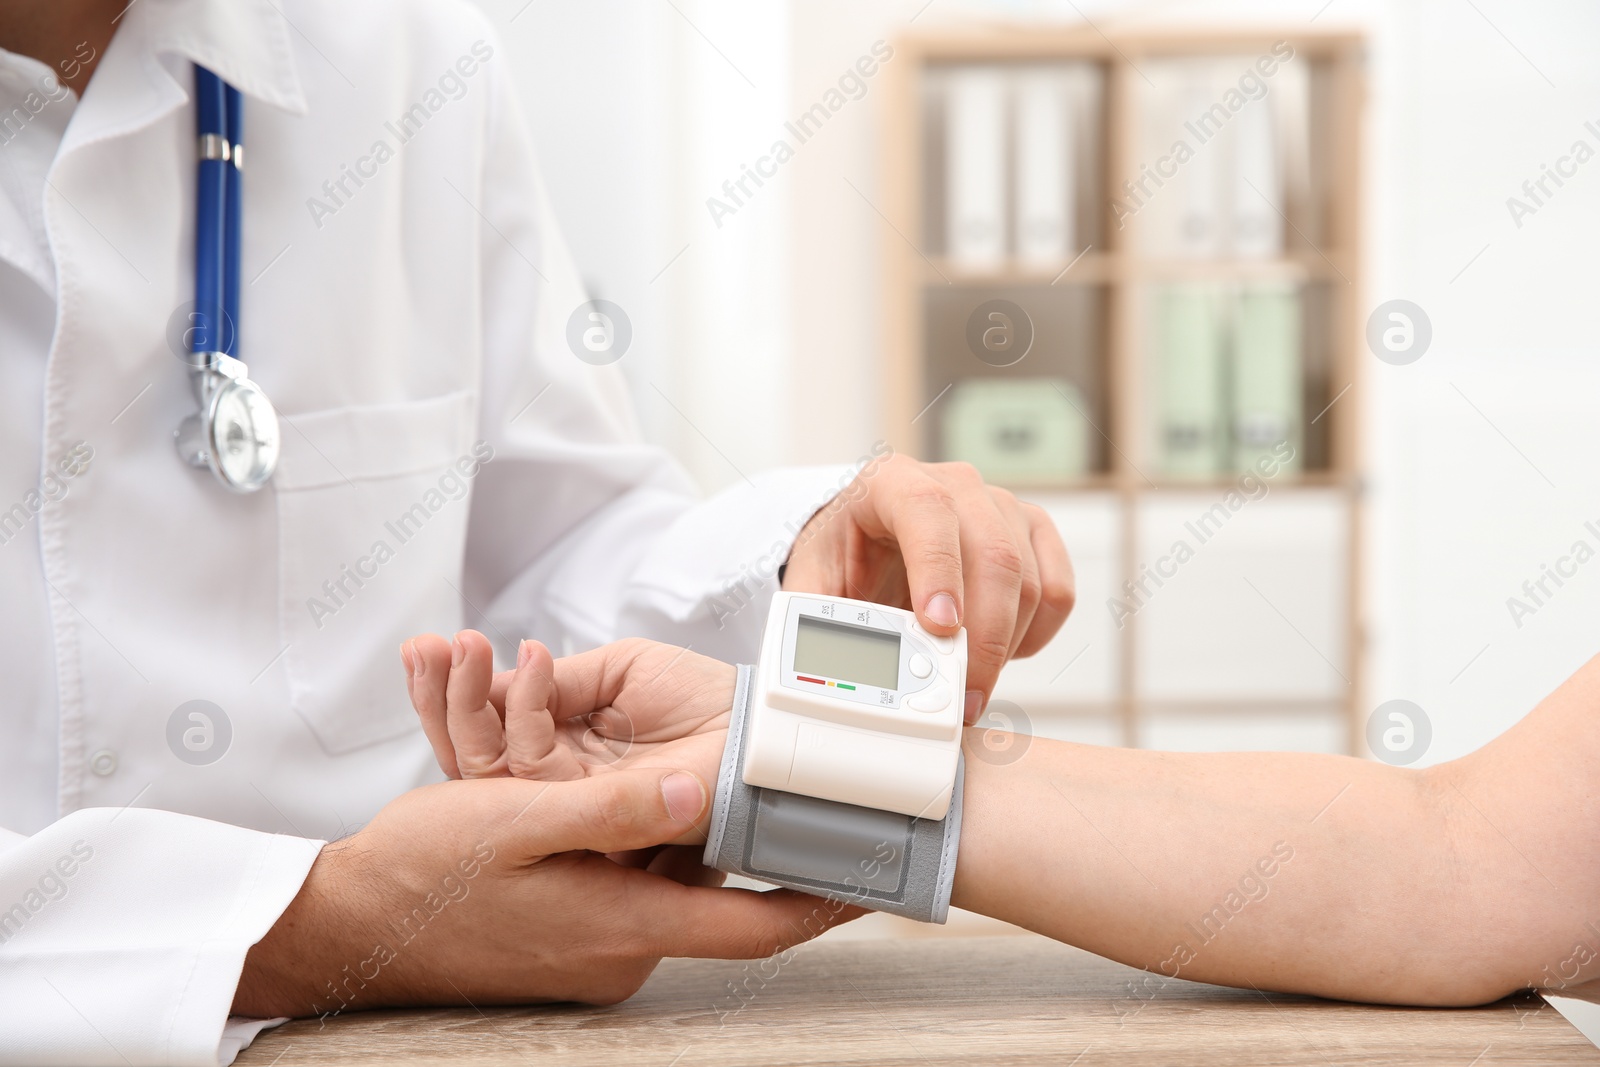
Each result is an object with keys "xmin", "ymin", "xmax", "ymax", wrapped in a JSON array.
[{"xmin": 63, "ymin": 0, "xmax": 306, "ymax": 156}]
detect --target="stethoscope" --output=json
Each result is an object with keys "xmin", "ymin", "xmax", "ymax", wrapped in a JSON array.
[{"xmin": 173, "ymin": 66, "xmax": 281, "ymax": 492}]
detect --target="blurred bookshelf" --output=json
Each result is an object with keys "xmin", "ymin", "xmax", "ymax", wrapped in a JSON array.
[{"xmin": 881, "ymin": 28, "xmax": 1367, "ymax": 753}]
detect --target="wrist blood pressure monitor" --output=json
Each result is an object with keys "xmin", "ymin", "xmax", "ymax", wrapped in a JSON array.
[{"xmin": 703, "ymin": 592, "xmax": 968, "ymax": 923}]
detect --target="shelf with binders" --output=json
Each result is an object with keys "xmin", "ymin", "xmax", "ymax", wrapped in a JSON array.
[
  {"xmin": 884, "ymin": 27, "xmax": 1367, "ymax": 754},
  {"xmin": 1115, "ymin": 50, "xmax": 1349, "ymax": 274}
]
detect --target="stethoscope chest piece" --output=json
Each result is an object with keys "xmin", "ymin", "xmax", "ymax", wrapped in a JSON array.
[{"xmin": 175, "ymin": 354, "xmax": 281, "ymax": 493}]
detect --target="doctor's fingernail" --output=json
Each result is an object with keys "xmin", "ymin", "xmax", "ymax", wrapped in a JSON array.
[
  {"xmin": 451, "ymin": 634, "xmax": 465, "ymax": 668},
  {"xmin": 964, "ymin": 690, "xmax": 984, "ymax": 722},
  {"xmin": 925, "ymin": 593, "xmax": 959, "ymax": 629},
  {"xmin": 661, "ymin": 773, "xmax": 706, "ymax": 823},
  {"xmin": 400, "ymin": 642, "xmax": 415, "ymax": 676},
  {"xmin": 409, "ymin": 641, "xmax": 424, "ymax": 680},
  {"xmin": 517, "ymin": 640, "xmax": 533, "ymax": 669}
]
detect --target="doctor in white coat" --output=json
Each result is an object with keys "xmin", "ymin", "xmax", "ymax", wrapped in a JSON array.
[{"xmin": 0, "ymin": 0, "xmax": 1075, "ymax": 1063}]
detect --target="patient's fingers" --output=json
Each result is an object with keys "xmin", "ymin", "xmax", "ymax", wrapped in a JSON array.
[
  {"xmin": 446, "ymin": 629, "xmax": 509, "ymax": 778},
  {"xmin": 406, "ymin": 633, "xmax": 462, "ymax": 779},
  {"xmin": 547, "ymin": 639, "xmax": 736, "ymax": 738},
  {"xmin": 487, "ymin": 668, "xmax": 515, "ymax": 715},
  {"xmin": 505, "ymin": 639, "xmax": 583, "ymax": 781}
]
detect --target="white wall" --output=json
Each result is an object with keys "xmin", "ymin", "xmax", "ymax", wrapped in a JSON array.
[
  {"xmin": 468, "ymin": 0, "xmax": 794, "ymax": 484},
  {"xmin": 476, "ymin": 0, "xmax": 1600, "ymax": 765},
  {"xmin": 1368, "ymin": 0, "xmax": 1600, "ymax": 761}
]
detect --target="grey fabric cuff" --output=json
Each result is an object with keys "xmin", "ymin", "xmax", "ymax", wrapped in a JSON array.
[{"xmin": 702, "ymin": 664, "xmax": 964, "ymax": 923}]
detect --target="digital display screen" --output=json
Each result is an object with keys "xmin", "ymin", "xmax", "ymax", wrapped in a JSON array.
[{"xmin": 793, "ymin": 615, "xmax": 901, "ymax": 690}]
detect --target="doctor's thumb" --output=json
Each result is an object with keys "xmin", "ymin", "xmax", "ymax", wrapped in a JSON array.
[{"xmin": 525, "ymin": 769, "xmax": 709, "ymax": 857}]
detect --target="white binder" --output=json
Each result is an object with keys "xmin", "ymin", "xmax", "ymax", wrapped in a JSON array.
[
  {"xmin": 1178, "ymin": 71, "xmax": 1224, "ymax": 259},
  {"xmin": 1013, "ymin": 68, "xmax": 1074, "ymax": 265},
  {"xmin": 1231, "ymin": 87, "xmax": 1281, "ymax": 258},
  {"xmin": 946, "ymin": 66, "xmax": 1007, "ymax": 267}
]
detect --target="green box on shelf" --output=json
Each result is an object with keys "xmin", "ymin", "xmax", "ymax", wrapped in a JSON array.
[{"xmin": 942, "ymin": 377, "xmax": 1091, "ymax": 484}]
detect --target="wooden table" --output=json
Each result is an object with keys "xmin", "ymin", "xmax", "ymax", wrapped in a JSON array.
[{"xmin": 240, "ymin": 935, "xmax": 1600, "ymax": 1065}]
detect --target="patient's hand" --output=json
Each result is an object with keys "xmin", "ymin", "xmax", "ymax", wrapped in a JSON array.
[{"xmin": 401, "ymin": 632, "xmax": 734, "ymax": 835}]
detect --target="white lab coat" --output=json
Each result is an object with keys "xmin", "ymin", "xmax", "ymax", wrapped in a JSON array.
[{"xmin": 0, "ymin": 1, "xmax": 850, "ymax": 1062}]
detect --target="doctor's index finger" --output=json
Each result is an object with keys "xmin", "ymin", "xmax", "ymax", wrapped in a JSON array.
[{"xmin": 858, "ymin": 459, "xmax": 965, "ymax": 635}]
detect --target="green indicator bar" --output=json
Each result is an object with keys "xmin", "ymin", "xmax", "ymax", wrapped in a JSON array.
[{"xmin": 835, "ymin": 683, "xmax": 856, "ymax": 691}]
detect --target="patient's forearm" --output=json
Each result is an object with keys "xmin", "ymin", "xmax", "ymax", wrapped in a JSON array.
[{"xmin": 950, "ymin": 718, "xmax": 1593, "ymax": 1006}]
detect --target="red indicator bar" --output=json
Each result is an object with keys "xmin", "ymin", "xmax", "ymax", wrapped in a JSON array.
[{"xmin": 796, "ymin": 675, "xmax": 826, "ymax": 685}]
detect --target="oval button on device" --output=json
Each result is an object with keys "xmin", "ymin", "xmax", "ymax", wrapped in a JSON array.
[
  {"xmin": 907, "ymin": 684, "xmax": 950, "ymax": 713},
  {"xmin": 908, "ymin": 653, "xmax": 933, "ymax": 679}
]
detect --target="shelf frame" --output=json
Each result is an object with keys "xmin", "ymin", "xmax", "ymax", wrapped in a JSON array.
[{"xmin": 881, "ymin": 26, "xmax": 1368, "ymax": 753}]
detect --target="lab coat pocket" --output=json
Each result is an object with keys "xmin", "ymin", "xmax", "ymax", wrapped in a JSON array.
[{"xmin": 275, "ymin": 391, "xmax": 483, "ymax": 754}]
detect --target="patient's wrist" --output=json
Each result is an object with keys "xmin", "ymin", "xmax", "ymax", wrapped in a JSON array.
[{"xmin": 948, "ymin": 730, "xmax": 1021, "ymax": 920}]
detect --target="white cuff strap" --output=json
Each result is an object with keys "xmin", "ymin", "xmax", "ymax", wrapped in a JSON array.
[{"xmin": 703, "ymin": 664, "xmax": 963, "ymax": 923}]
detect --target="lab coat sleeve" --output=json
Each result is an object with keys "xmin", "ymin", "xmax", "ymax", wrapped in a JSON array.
[
  {"xmin": 0, "ymin": 809, "xmax": 323, "ymax": 1067},
  {"xmin": 461, "ymin": 43, "xmax": 862, "ymax": 666}
]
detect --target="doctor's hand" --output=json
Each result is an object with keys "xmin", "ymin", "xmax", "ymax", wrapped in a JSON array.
[
  {"xmin": 780, "ymin": 455, "xmax": 1075, "ymax": 724},
  {"xmin": 234, "ymin": 767, "xmax": 848, "ymax": 1017}
]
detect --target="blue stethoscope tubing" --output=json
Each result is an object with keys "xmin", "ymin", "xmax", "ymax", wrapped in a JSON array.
[
  {"xmin": 178, "ymin": 65, "xmax": 278, "ymax": 492},
  {"xmin": 192, "ymin": 66, "xmax": 240, "ymax": 360}
]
